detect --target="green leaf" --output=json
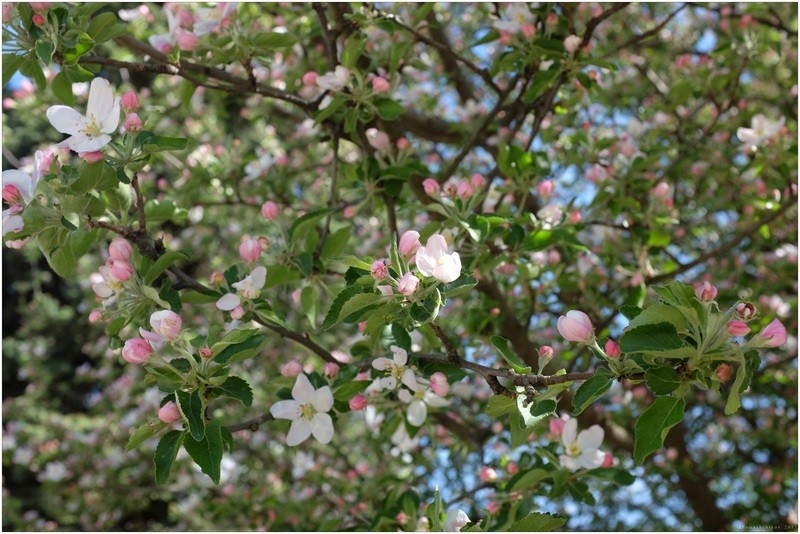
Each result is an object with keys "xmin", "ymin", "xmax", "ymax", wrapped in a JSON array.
[
  {"xmin": 375, "ymin": 98, "xmax": 405, "ymax": 121},
  {"xmin": 627, "ymin": 304, "xmax": 687, "ymax": 333},
  {"xmin": 176, "ymin": 390, "xmax": 205, "ymax": 441},
  {"xmin": 181, "ymin": 289, "xmax": 221, "ymax": 304},
  {"xmin": 300, "ymin": 285, "xmax": 318, "ymax": 326},
  {"xmin": 619, "ymin": 305, "xmax": 642, "ymax": 320},
  {"xmin": 288, "ymin": 208, "xmax": 333, "ymax": 243},
  {"xmin": 35, "ymin": 39, "xmax": 55, "ymax": 64},
  {"xmin": 644, "ymin": 367, "xmax": 681, "ymax": 395},
  {"xmin": 619, "ymin": 322, "xmax": 687, "ymax": 354},
  {"xmin": 253, "ymin": 31, "xmax": 298, "ymax": 48},
  {"xmin": 333, "ymin": 380, "xmax": 371, "ymax": 402},
  {"xmin": 51, "ymin": 70, "xmax": 75, "ymax": 105},
  {"xmin": 213, "ymin": 376, "xmax": 253, "ymax": 407},
  {"xmin": 516, "ymin": 395, "xmax": 551, "ymax": 430},
  {"xmin": 136, "ymin": 131, "xmax": 188, "ymax": 153},
  {"xmin": 484, "ymin": 395, "xmax": 516, "ymax": 417},
  {"xmin": 439, "ymin": 274, "xmax": 478, "ymax": 297},
  {"xmin": 126, "ymin": 421, "xmax": 165, "ymax": 451},
  {"xmin": 213, "ymin": 334, "xmax": 266, "ymax": 365},
  {"xmin": 72, "ymin": 161, "xmax": 118, "ymax": 194},
  {"xmin": 85, "ymin": 12, "xmax": 127, "ymax": 44},
  {"xmin": 3, "ymin": 54, "xmax": 26, "ymax": 87},
  {"xmin": 523, "ymin": 67, "xmax": 561, "ymax": 103},
  {"xmin": 505, "ymin": 512, "xmax": 566, "ymax": 532},
  {"xmin": 572, "ymin": 372, "xmax": 613, "ymax": 415},
  {"xmin": 490, "ymin": 335, "xmax": 532, "ymax": 374},
  {"xmin": 390, "ymin": 323, "xmax": 412, "ymax": 352},
  {"xmin": 320, "ymin": 227, "xmax": 351, "ymax": 260},
  {"xmin": 741, "ymin": 351, "xmax": 760, "ymax": 392},
  {"xmin": 183, "ymin": 420, "xmax": 224, "ymax": 484},
  {"xmin": 633, "ymin": 396, "xmax": 685, "ymax": 464},
  {"xmin": 725, "ymin": 357, "xmax": 747, "ymax": 415},
  {"xmin": 427, "ymin": 487, "xmax": 443, "ymax": 532},
  {"xmin": 154, "ymin": 430, "xmax": 184, "ymax": 485},
  {"xmin": 144, "ymin": 251, "xmax": 188, "ymax": 285},
  {"xmin": 410, "ymin": 287, "xmax": 442, "ymax": 323},
  {"xmin": 509, "ymin": 410, "xmax": 533, "ymax": 447},
  {"xmin": 509, "ymin": 468, "xmax": 549, "ymax": 492},
  {"xmin": 322, "ymin": 284, "xmax": 372, "ymax": 331}
]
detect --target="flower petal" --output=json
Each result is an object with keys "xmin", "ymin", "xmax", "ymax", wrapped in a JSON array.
[
  {"xmin": 310, "ymin": 412, "xmax": 334, "ymax": 444},
  {"xmin": 291, "ymin": 373, "xmax": 315, "ymax": 402},
  {"xmin": 312, "ymin": 385, "xmax": 333, "ymax": 413},
  {"xmin": 68, "ymin": 133, "xmax": 112, "ymax": 152},
  {"xmin": 46, "ymin": 105, "xmax": 87, "ymax": 135},
  {"xmin": 250, "ymin": 266, "xmax": 267, "ymax": 289},
  {"xmin": 407, "ymin": 400, "xmax": 427, "ymax": 426},
  {"xmin": 561, "ymin": 418, "xmax": 578, "ymax": 447},
  {"xmin": 578, "ymin": 449, "xmax": 606, "ymax": 470},
  {"xmin": 270, "ymin": 399, "xmax": 301, "ymax": 420},
  {"xmin": 559, "ymin": 454, "xmax": 579, "ymax": 472},
  {"xmin": 397, "ymin": 389, "xmax": 412, "ymax": 403},
  {"xmin": 2, "ymin": 170, "xmax": 34, "ymax": 199},
  {"xmin": 372, "ymin": 357, "xmax": 391, "ymax": 371},
  {"xmin": 576, "ymin": 425, "xmax": 604, "ymax": 451},
  {"xmin": 391, "ymin": 345, "xmax": 408, "ymax": 366},
  {"xmin": 415, "ymin": 247, "xmax": 436, "ymax": 277},
  {"xmin": 286, "ymin": 419, "xmax": 312, "ymax": 446},
  {"xmin": 401, "ymin": 368, "xmax": 418, "ymax": 392},
  {"xmin": 87, "ymin": 78, "xmax": 114, "ymax": 124},
  {"xmin": 425, "ymin": 233, "xmax": 448, "ymax": 258},
  {"xmin": 216, "ymin": 293, "xmax": 241, "ymax": 311}
]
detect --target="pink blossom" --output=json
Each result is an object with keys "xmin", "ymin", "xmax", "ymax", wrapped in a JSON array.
[
  {"xmin": 521, "ymin": 23, "xmax": 536, "ymax": 39},
  {"xmin": 120, "ymin": 91, "xmax": 140, "ymax": 112},
  {"xmin": 88, "ymin": 310, "xmax": 103, "ymax": 324},
  {"xmin": 479, "ymin": 466, "xmax": 498, "ymax": 482},
  {"xmin": 230, "ymin": 305, "xmax": 245, "ymax": 320},
  {"xmin": 122, "ymin": 113, "xmax": 142, "ymax": 133},
  {"xmin": 549, "ymin": 417, "xmax": 567, "ymax": 437},
  {"xmin": 261, "ymin": 200, "xmax": 280, "ymax": 220},
  {"xmin": 280, "ymin": 360, "xmax": 303, "ymax": 377},
  {"xmin": 727, "ymin": 320, "xmax": 750, "ymax": 337},
  {"xmin": 395, "ymin": 511, "xmax": 408, "ymax": 525},
  {"xmin": 398, "ymin": 272, "xmax": 420, "ymax": 295},
  {"xmin": 199, "ymin": 347, "xmax": 213, "ymax": 359},
  {"xmin": 324, "ymin": 362, "xmax": 340, "ymax": 379},
  {"xmin": 239, "ymin": 235, "xmax": 262, "ymax": 263},
  {"xmin": 109, "ymin": 259, "xmax": 133, "ymax": 282},
  {"xmin": 735, "ymin": 302, "xmax": 756, "ymax": 321},
  {"xmin": 601, "ymin": 452, "xmax": 614, "ymax": 468},
  {"xmin": 79, "ymin": 151, "xmax": 104, "ymax": 163},
  {"xmin": 715, "ymin": 363, "xmax": 732, "ymax": 382},
  {"xmin": 568, "ymin": 210, "xmax": 582, "ymax": 224},
  {"xmin": 396, "ymin": 137, "xmax": 410, "ymax": 150},
  {"xmin": 302, "ymin": 71, "xmax": 318, "ymax": 86},
  {"xmin": 538, "ymin": 345, "xmax": 554, "ymax": 361},
  {"xmin": 563, "ymin": 35, "xmax": 582, "ymax": 53},
  {"xmin": 349, "ymin": 394, "xmax": 367, "ymax": 411},
  {"xmin": 604, "ymin": 339, "xmax": 620, "ymax": 358},
  {"xmin": 398, "ymin": 230, "xmax": 421, "ymax": 257},
  {"xmin": 430, "ymin": 372, "xmax": 450, "ymax": 397},
  {"xmin": 32, "ymin": 12, "xmax": 44, "ymax": 25},
  {"xmin": 371, "ymin": 259, "xmax": 388, "ymax": 280},
  {"xmin": 149, "ymin": 310, "xmax": 182, "ymax": 340},
  {"xmin": 108, "ymin": 237, "xmax": 132, "ymax": 262},
  {"xmin": 557, "ymin": 310, "xmax": 594, "ymax": 343},
  {"xmin": 757, "ymin": 319, "xmax": 787, "ymax": 348},
  {"xmin": 422, "ymin": 178, "xmax": 440, "ymax": 196},
  {"xmin": 456, "ymin": 181, "xmax": 474, "ymax": 199},
  {"xmin": 486, "ymin": 501, "xmax": 500, "ymax": 515},
  {"xmin": 121, "ymin": 338, "xmax": 154, "ymax": 365},
  {"xmin": 537, "ymin": 179, "xmax": 554, "ymax": 198},
  {"xmin": 371, "ymin": 76, "xmax": 390, "ymax": 93},
  {"xmin": 175, "ymin": 29, "xmax": 200, "ymax": 51},
  {"xmin": 694, "ymin": 281, "xmax": 718, "ymax": 302},
  {"xmin": 158, "ymin": 401, "xmax": 182, "ymax": 424},
  {"xmin": 506, "ymin": 461, "xmax": 519, "ymax": 474},
  {"xmin": 366, "ymin": 128, "xmax": 391, "ymax": 151},
  {"xmin": 470, "ymin": 173, "xmax": 486, "ymax": 189}
]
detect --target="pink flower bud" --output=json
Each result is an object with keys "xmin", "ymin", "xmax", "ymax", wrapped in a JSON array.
[
  {"xmin": 120, "ymin": 91, "xmax": 140, "ymax": 112},
  {"xmin": 479, "ymin": 466, "xmax": 498, "ymax": 482},
  {"xmin": 366, "ymin": 128, "xmax": 391, "ymax": 152},
  {"xmin": 398, "ymin": 272, "xmax": 420, "ymax": 295},
  {"xmin": 261, "ymin": 200, "xmax": 280, "ymax": 220},
  {"xmin": 557, "ymin": 310, "xmax": 594, "ymax": 343},
  {"xmin": 506, "ymin": 461, "xmax": 519, "ymax": 474},
  {"xmin": 715, "ymin": 363, "xmax": 732, "ymax": 382},
  {"xmin": 239, "ymin": 235, "xmax": 262, "ymax": 263},
  {"xmin": 735, "ymin": 302, "xmax": 756, "ymax": 321},
  {"xmin": 230, "ymin": 305, "xmax": 245, "ymax": 320},
  {"xmin": 88, "ymin": 310, "xmax": 103, "ymax": 324},
  {"xmin": 79, "ymin": 151, "xmax": 104, "ymax": 163},
  {"xmin": 396, "ymin": 137, "xmax": 410, "ymax": 150},
  {"xmin": 396, "ymin": 511, "xmax": 408, "ymax": 525},
  {"xmin": 110, "ymin": 259, "xmax": 133, "ymax": 282},
  {"xmin": 568, "ymin": 210, "xmax": 582, "ymax": 224},
  {"xmin": 757, "ymin": 319, "xmax": 787, "ymax": 348},
  {"xmin": 456, "ymin": 181, "xmax": 474, "ymax": 199},
  {"xmin": 422, "ymin": 178, "xmax": 440, "ymax": 196},
  {"xmin": 538, "ymin": 345, "xmax": 554, "ymax": 362},
  {"xmin": 727, "ymin": 320, "xmax": 750, "ymax": 337},
  {"xmin": 429, "ymin": 372, "xmax": 450, "ymax": 397},
  {"xmin": 158, "ymin": 401, "xmax": 182, "ymax": 424},
  {"xmin": 199, "ymin": 347, "xmax": 213, "ymax": 359},
  {"xmin": 108, "ymin": 237, "xmax": 132, "ymax": 262},
  {"xmin": 563, "ymin": 34, "xmax": 582, "ymax": 54},
  {"xmin": 371, "ymin": 259, "xmax": 388, "ymax": 280},
  {"xmin": 2, "ymin": 184, "xmax": 23, "ymax": 206},
  {"xmin": 349, "ymin": 394, "xmax": 367, "ymax": 411},
  {"xmin": 470, "ymin": 173, "xmax": 486, "ymax": 189},
  {"xmin": 176, "ymin": 30, "xmax": 200, "ymax": 51},
  {"xmin": 537, "ymin": 179, "xmax": 554, "ymax": 199},
  {"xmin": 302, "ymin": 71, "xmax": 318, "ymax": 86},
  {"xmin": 324, "ymin": 362, "xmax": 340, "ymax": 379},
  {"xmin": 522, "ymin": 23, "xmax": 536, "ymax": 39},
  {"xmin": 32, "ymin": 12, "xmax": 44, "ymax": 25},
  {"xmin": 280, "ymin": 360, "xmax": 302, "ymax": 377},
  {"xmin": 123, "ymin": 113, "xmax": 142, "ymax": 133},
  {"xmin": 150, "ymin": 310, "xmax": 182, "ymax": 340},
  {"xmin": 604, "ymin": 339, "xmax": 620, "ymax": 358},
  {"xmin": 695, "ymin": 281, "xmax": 718, "ymax": 302},
  {"xmin": 122, "ymin": 338, "xmax": 154, "ymax": 365},
  {"xmin": 371, "ymin": 76, "xmax": 390, "ymax": 93},
  {"xmin": 601, "ymin": 452, "xmax": 614, "ymax": 468},
  {"xmin": 398, "ymin": 230, "xmax": 421, "ymax": 257}
]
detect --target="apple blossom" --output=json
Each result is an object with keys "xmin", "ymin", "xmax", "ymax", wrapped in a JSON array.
[
  {"xmin": 87, "ymin": 311, "xmax": 103, "ymax": 324},
  {"xmin": 695, "ymin": 281, "xmax": 718, "ymax": 302},
  {"xmin": 727, "ymin": 320, "xmax": 751, "ymax": 337},
  {"xmin": 301, "ymin": 71, "xmax": 317, "ymax": 86},
  {"xmin": 371, "ymin": 76, "xmax": 390, "ymax": 93},
  {"xmin": 148, "ymin": 310, "xmax": 182, "ymax": 341},
  {"xmin": 479, "ymin": 466, "xmax": 498, "ymax": 482},
  {"xmin": 537, "ymin": 203, "xmax": 563, "ymax": 227},
  {"xmin": 239, "ymin": 235, "xmax": 262, "ymax": 263},
  {"xmin": 366, "ymin": 128, "xmax": 391, "ymax": 152},
  {"xmin": 2, "ymin": 154, "xmax": 44, "ymax": 239},
  {"xmin": 280, "ymin": 360, "xmax": 303, "ymax": 377},
  {"xmin": 109, "ymin": 259, "xmax": 133, "ymax": 282},
  {"xmin": 602, "ymin": 453, "xmax": 614, "ymax": 468},
  {"xmin": 349, "ymin": 395, "xmax": 367, "ymax": 411},
  {"xmin": 217, "ymin": 266, "xmax": 267, "ymax": 310},
  {"xmin": 429, "ymin": 372, "xmax": 449, "ymax": 397},
  {"xmin": 316, "ymin": 66, "xmax": 350, "ymax": 91},
  {"xmin": 46, "ymin": 78, "xmax": 121, "ymax": 152},
  {"xmin": 422, "ymin": 178, "xmax": 440, "ymax": 196},
  {"xmin": 398, "ymin": 230, "xmax": 421, "ymax": 257},
  {"xmin": 549, "ymin": 416, "xmax": 567, "ymax": 437},
  {"xmin": 120, "ymin": 91, "xmax": 140, "ymax": 112},
  {"xmin": 397, "ymin": 385, "xmax": 450, "ymax": 426},
  {"xmin": 158, "ymin": 401, "xmax": 182, "ymax": 424},
  {"xmin": 79, "ymin": 151, "xmax": 104, "ymax": 163},
  {"xmin": 398, "ymin": 272, "xmax": 420, "ymax": 295},
  {"xmin": 735, "ymin": 302, "xmax": 757, "ymax": 321},
  {"xmin": 605, "ymin": 339, "xmax": 621, "ymax": 358},
  {"xmin": 415, "ymin": 233, "xmax": 462, "ymax": 283},
  {"xmin": 108, "ymin": 237, "xmax": 132, "ymax": 262},
  {"xmin": 121, "ymin": 338, "xmax": 154, "ymax": 365},
  {"xmin": 372, "ymin": 345, "xmax": 418, "ymax": 391},
  {"xmin": 470, "ymin": 173, "xmax": 486, "ymax": 189},
  {"xmin": 559, "ymin": 418, "xmax": 605, "ymax": 471},
  {"xmin": 537, "ymin": 179, "xmax": 554, "ymax": 198},
  {"xmin": 557, "ymin": 310, "xmax": 595, "ymax": 343},
  {"xmin": 564, "ymin": 34, "xmax": 583, "ymax": 54},
  {"xmin": 737, "ymin": 114, "xmax": 785, "ymax": 151},
  {"xmin": 715, "ymin": 363, "xmax": 733, "ymax": 382},
  {"xmin": 261, "ymin": 200, "xmax": 280, "ymax": 220},
  {"xmin": 323, "ymin": 362, "xmax": 340, "ymax": 379},
  {"xmin": 755, "ymin": 319, "xmax": 787, "ymax": 348},
  {"xmin": 443, "ymin": 508, "xmax": 471, "ymax": 532},
  {"xmin": 456, "ymin": 181, "xmax": 474, "ymax": 199},
  {"xmin": 122, "ymin": 113, "xmax": 142, "ymax": 133},
  {"xmin": 230, "ymin": 305, "xmax": 245, "ymax": 320},
  {"xmin": 371, "ymin": 259, "xmax": 389, "ymax": 280},
  {"xmin": 270, "ymin": 374, "xmax": 334, "ymax": 446}
]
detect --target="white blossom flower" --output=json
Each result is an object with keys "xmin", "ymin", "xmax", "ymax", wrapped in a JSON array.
[
  {"xmin": 558, "ymin": 417, "xmax": 605, "ymax": 471},
  {"xmin": 736, "ymin": 114, "xmax": 785, "ymax": 151},
  {"xmin": 316, "ymin": 66, "xmax": 351, "ymax": 91},
  {"xmin": 397, "ymin": 385, "xmax": 450, "ymax": 426},
  {"xmin": 216, "ymin": 266, "xmax": 267, "ymax": 310},
  {"xmin": 443, "ymin": 508, "xmax": 471, "ymax": 532},
  {"xmin": 537, "ymin": 203, "xmax": 563, "ymax": 228},
  {"xmin": 270, "ymin": 374, "xmax": 334, "ymax": 446},
  {"xmin": 492, "ymin": 3, "xmax": 534, "ymax": 33},
  {"xmin": 415, "ymin": 233, "xmax": 462, "ymax": 283},
  {"xmin": 2, "ymin": 151, "xmax": 46, "ymax": 239},
  {"xmin": 194, "ymin": 3, "xmax": 238, "ymax": 36},
  {"xmin": 372, "ymin": 345, "xmax": 418, "ymax": 391},
  {"xmin": 46, "ymin": 78, "xmax": 120, "ymax": 152}
]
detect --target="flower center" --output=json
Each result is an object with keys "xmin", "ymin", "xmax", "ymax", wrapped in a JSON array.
[
  {"xmin": 83, "ymin": 115, "xmax": 103, "ymax": 137},
  {"xmin": 566, "ymin": 443, "xmax": 581, "ymax": 457},
  {"xmin": 390, "ymin": 364, "xmax": 406, "ymax": 382},
  {"xmin": 300, "ymin": 403, "xmax": 316, "ymax": 420}
]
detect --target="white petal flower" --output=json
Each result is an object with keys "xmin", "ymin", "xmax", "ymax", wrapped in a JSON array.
[
  {"xmin": 737, "ymin": 114, "xmax": 785, "ymax": 151},
  {"xmin": 444, "ymin": 509, "xmax": 471, "ymax": 532},
  {"xmin": 415, "ymin": 233, "xmax": 462, "ymax": 283},
  {"xmin": 559, "ymin": 417, "xmax": 605, "ymax": 471},
  {"xmin": 398, "ymin": 386, "xmax": 451, "ymax": 426},
  {"xmin": 316, "ymin": 66, "xmax": 351, "ymax": 91},
  {"xmin": 46, "ymin": 78, "xmax": 120, "ymax": 152},
  {"xmin": 270, "ymin": 374, "xmax": 334, "ymax": 446},
  {"xmin": 372, "ymin": 346, "xmax": 418, "ymax": 391},
  {"xmin": 232, "ymin": 265, "xmax": 267, "ymax": 299},
  {"xmin": 216, "ymin": 293, "xmax": 241, "ymax": 311}
]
